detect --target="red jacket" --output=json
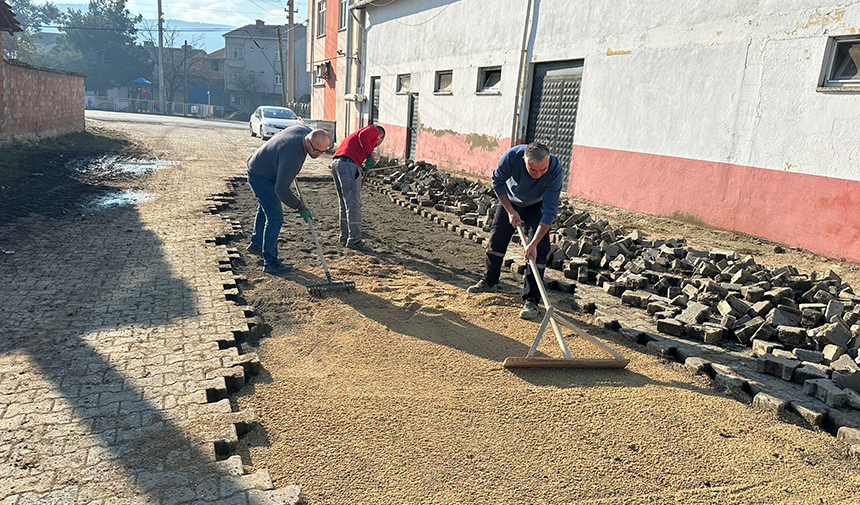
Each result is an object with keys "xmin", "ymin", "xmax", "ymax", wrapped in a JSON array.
[{"xmin": 333, "ymin": 125, "xmax": 379, "ymax": 166}]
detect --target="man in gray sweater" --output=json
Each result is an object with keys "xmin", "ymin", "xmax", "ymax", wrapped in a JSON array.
[{"xmin": 246, "ymin": 125, "xmax": 331, "ymax": 273}]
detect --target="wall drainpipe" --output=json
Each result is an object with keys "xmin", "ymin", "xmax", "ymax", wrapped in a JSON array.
[{"xmin": 511, "ymin": 0, "xmax": 539, "ymax": 147}]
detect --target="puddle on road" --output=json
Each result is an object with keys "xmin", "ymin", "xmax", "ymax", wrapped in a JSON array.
[
  {"xmin": 85, "ymin": 191, "xmax": 157, "ymax": 210},
  {"xmin": 71, "ymin": 155, "xmax": 179, "ymax": 177}
]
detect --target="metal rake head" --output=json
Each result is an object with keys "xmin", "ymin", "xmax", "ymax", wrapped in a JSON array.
[{"xmin": 307, "ymin": 281, "xmax": 356, "ymax": 296}]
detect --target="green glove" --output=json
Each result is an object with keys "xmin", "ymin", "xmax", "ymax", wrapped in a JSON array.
[
  {"xmin": 299, "ymin": 208, "xmax": 312, "ymax": 223},
  {"xmin": 363, "ymin": 155, "xmax": 376, "ymax": 170}
]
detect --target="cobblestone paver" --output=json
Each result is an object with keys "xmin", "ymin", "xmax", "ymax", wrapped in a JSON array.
[{"xmin": 0, "ymin": 112, "xmax": 302, "ymax": 504}]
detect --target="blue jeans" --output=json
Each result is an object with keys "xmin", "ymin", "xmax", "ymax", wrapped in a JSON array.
[
  {"xmin": 331, "ymin": 157, "xmax": 363, "ymax": 244},
  {"xmin": 247, "ymin": 172, "xmax": 283, "ymax": 265}
]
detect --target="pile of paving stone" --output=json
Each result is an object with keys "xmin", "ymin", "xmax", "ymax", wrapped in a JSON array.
[{"xmin": 373, "ymin": 160, "xmax": 860, "ymax": 413}]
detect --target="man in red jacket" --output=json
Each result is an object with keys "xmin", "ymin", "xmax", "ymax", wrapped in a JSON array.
[{"xmin": 331, "ymin": 125, "xmax": 385, "ymax": 248}]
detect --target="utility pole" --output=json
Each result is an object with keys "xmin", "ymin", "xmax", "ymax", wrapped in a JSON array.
[
  {"xmin": 277, "ymin": 27, "xmax": 287, "ymax": 107},
  {"xmin": 287, "ymin": 0, "xmax": 295, "ymax": 102},
  {"xmin": 183, "ymin": 40, "xmax": 188, "ymax": 111},
  {"xmin": 157, "ymin": 0, "xmax": 165, "ymax": 114}
]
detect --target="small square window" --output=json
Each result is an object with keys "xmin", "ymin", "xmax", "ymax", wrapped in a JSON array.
[
  {"xmin": 824, "ymin": 37, "xmax": 860, "ymax": 87},
  {"xmin": 231, "ymin": 46, "xmax": 244, "ymax": 59},
  {"xmin": 477, "ymin": 66, "xmax": 501, "ymax": 93},
  {"xmin": 396, "ymin": 74, "xmax": 411, "ymax": 93},
  {"xmin": 434, "ymin": 70, "xmax": 453, "ymax": 94}
]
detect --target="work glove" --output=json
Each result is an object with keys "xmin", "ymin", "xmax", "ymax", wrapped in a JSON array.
[
  {"xmin": 363, "ymin": 155, "xmax": 376, "ymax": 171},
  {"xmin": 299, "ymin": 208, "xmax": 312, "ymax": 223}
]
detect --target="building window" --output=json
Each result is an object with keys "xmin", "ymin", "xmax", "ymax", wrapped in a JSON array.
[
  {"xmin": 824, "ymin": 37, "xmax": 860, "ymax": 87},
  {"xmin": 231, "ymin": 46, "xmax": 244, "ymax": 59},
  {"xmin": 434, "ymin": 70, "xmax": 453, "ymax": 94},
  {"xmin": 317, "ymin": 1, "xmax": 327, "ymax": 37},
  {"xmin": 477, "ymin": 66, "xmax": 501, "ymax": 93},
  {"xmin": 396, "ymin": 74, "xmax": 411, "ymax": 93},
  {"xmin": 339, "ymin": 0, "xmax": 348, "ymax": 30},
  {"xmin": 275, "ymin": 73, "xmax": 282, "ymax": 85}
]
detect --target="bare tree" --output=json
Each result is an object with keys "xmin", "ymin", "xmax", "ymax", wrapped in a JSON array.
[
  {"xmin": 231, "ymin": 69, "xmax": 265, "ymax": 110},
  {"xmin": 140, "ymin": 20, "xmax": 209, "ymax": 103}
]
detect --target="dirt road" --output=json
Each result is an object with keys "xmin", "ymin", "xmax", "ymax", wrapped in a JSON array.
[{"xmin": 226, "ymin": 167, "xmax": 860, "ymax": 504}]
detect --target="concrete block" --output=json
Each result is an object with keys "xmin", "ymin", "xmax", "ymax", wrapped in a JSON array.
[
  {"xmin": 844, "ymin": 389, "xmax": 860, "ymax": 410},
  {"xmin": 817, "ymin": 320, "xmax": 853, "ymax": 348},
  {"xmin": 720, "ymin": 313, "xmax": 737, "ymax": 329},
  {"xmin": 725, "ymin": 294, "xmax": 752, "ymax": 316},
  {"xmin": 756, "ymin": 353, "xmax": 799, "ymax": 380},
  {"xmin": 801, "ymin": 308, "xmax": 824, "ymax": 328},
  {"xmin": 823, "ymin": 344, "xmax": 846, "ymax": 364},
  {"xmin": 751, "ymin": 339, "xmax": 783, "ymax": 357},
  {"xmin": 670, "ymin": 294, "xmax": 689, "ymax": 308},
  {"xmin": 793, "ymin": 348, "xmax": 824, "ymax": 364},
  {"xmin": 769, "ymin": 306, "xmax": 802, "ymax": 327},
  {"xmin": 776, "ymin": 325, "xmax": 807, "ymax": 346},
  {"xmin": 684, "ymin": 324, "xmax": 705, "ymax": 341},
  {"xmin": 753, "ymin": 392, "xmax": 788, "ymax": 414},
  {"xmin": 804, "ymin": 378, "xmax": 847, "ymax": 407},
  {"xmin": 743, "ymin": 286, "xmax": 766, "ymax": 303},
  {"xmin": 735, "ymin": 317, "xmax": 765, "ymax": 344},
  {"xmin": 833, "ymin": 370, "xmax": 860, "ymax": 393},
  {"xmin": 703, "ymin": 325, "xmax": 725, "ymax": 344},
  {"xmin": 657, "ymin": 318, "xmax": 684, "ymax": 336},
  {"xmin": 793, "ymin": 364, "xmax": 830, "ymax": 384},
  {"xmin": 677, "ymin": 302, "xmax": 710, "ymax": 326},
  {"xmin": 831, "ymin": 354, "xmax": 860, "ymax": 373},
  {"xmin": 790, "ymin": 402, "xmax": 825, "ymax": 427},
  {"xmin": 838, "ymin": 427, "xmax": 860, "ymax": 446},
  {"xmin": 646, "ymin": 339, "xmax": 676, "ymax": 359},
  {"xmin": 751, "ymin": 323, "xmax": 776, "ymax": 342},
  {"xmin": 714, "ymin": 373, "xmax": 747, "ymax": 395},
  {"xmin": 684, "ymin": 356, "xmax": 711, "ymax": 374},
  {"xmin": 751, "ymin": 300, "xmax": 774, "ymax": 318}
]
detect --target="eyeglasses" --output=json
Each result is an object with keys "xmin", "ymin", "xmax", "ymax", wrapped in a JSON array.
[{"xmin": 306, "ymin": 138, "xmax": 325, "ymax": 154}]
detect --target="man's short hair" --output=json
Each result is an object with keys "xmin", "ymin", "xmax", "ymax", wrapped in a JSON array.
[
  {"xmin": 524, "ymin": 142, "xmax": 550, "ymax": 162},
  {"xmin": 309, "ymin": 129, "xmax": 330, "ymax": 146},
  {"xmin": 375, "ymin": 125, "xmax": 386, "ymax": 137}
]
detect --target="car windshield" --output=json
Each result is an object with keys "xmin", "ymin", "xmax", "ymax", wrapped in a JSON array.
[{"xmin": 262, "ymin": 108, "xmax": 296, "ymax": 119}]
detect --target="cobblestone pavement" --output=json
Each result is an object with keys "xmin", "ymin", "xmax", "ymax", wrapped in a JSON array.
[{"xmin": 0, "ymin": 111, "xmax": 312, "ymax": 504}]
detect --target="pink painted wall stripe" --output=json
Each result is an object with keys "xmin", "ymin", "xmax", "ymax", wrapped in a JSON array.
[{"xmin": 570, "ymin": 145, "xmax": 860, "ymax": 262}]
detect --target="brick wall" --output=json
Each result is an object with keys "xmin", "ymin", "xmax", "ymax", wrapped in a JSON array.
[{"xmin": 1, "ymin": 59, "xmax": 85, "ymax": 143}]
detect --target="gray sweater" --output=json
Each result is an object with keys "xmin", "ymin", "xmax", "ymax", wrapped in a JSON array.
[{"xmin": 246, "ymin": 125, "xmax": 311, "ymax": 210}]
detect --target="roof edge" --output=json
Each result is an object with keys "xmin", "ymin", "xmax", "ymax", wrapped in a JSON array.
[{"xmin": 351, "ymin": 0, "xmax": 396, "ymax": 10}]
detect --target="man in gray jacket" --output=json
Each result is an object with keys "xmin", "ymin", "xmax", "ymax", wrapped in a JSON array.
[{"xmin": 246, "ymin": 125, "xmax": 331, "ymax": 273}]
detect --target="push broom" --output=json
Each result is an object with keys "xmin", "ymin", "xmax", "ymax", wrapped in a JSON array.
[
  {"xmin": 502, "ymin": 224, "xmax": 629, "ymax": 368},
  {"xmin": 293, "ymin": 180, "xmax": 355, "ymax": 295}
]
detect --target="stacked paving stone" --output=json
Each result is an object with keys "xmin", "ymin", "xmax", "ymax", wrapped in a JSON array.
[
  {"xmin": 380, "ymin": 158, "xmax": 577, "ymax": 237},
  {"xmin": 372, "ymin": 161, "xmax": 860, "ymax": 412}
]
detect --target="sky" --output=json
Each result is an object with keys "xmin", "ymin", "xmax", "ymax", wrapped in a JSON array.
[{"xmin": 37, "ymin": 0, "xmax": 310, "ymax": 51}]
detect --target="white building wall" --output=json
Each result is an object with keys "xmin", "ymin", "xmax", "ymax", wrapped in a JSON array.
[
  {"xmin": 365, "ymin": 0, "xmax": 525, "ymax": 141},
  {"xmin": 530, "ymin": 0, "xmax": 860, "ymax": 180},
  {"xmin": 361, "ymin": 0, "xmax": 860, "ymax": 261}
]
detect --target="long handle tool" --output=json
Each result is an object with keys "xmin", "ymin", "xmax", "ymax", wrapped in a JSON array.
[
  {"xmin": 293, "ymin": 180, "xmax": 355, "ymax": 295},
  {"xmin": 502, "ymin": 224, "xmax": 629, "ymax": 368}
]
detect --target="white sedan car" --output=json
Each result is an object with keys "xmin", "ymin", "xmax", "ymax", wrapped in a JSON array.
[{"xmin": 249, "ymin": 106, "xmax": 303, "ymax": 140}]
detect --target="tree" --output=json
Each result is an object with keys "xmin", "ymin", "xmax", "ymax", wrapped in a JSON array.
[
  {"xmin": 140, "ymin": 21, "xmax": 212, "ymax": 103},
  {"xmin": 232, "ymin": 69, "xmax": 265, "ymax": 111},
  {"xmin": 49, "ymin": 0, "xmax": 148, "ymax": 92},
  {"xmin": 2, "ymin": 0, "xmax": 60, "ymax": 62}
]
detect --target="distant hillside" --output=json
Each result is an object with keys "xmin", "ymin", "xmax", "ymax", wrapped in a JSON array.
[{"xmin": 52, "ymin": 4, "xmax": 235, "ymax": 53}]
